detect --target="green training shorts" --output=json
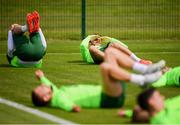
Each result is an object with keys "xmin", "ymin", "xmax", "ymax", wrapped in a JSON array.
[
  {"xmin": 100, "ymin": 82, "xmax": 126, "ymax": 108},
  {"xmin": 13, "ymin": 32, "xmax": 46, "ymax": 61}
]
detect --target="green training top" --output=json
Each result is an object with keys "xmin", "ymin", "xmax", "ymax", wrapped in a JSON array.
[
  {"xmin": 152, "ymin": 66, "xmax": 180, "ymax": 87},
  {"xmin": 40, "ymin": 76, "xmax": 102, "ymax": 112},
  {"xmin": 11, "ymin": 56, "xmax": 42, "ymax": 68},
  {"xmin": 96, "ymin": 36, "xmax": 128, "ymax": 52},
  {"xmin": 80, "ymin": 35, "xmax": 128, "ymax": 63},
  {"xmin": 123, "ymin": 109, "xmax": 133, "ymax": 118},
  {"xmin": 151, "ymin": 96, "xmax": 180, "ymax": 124}
]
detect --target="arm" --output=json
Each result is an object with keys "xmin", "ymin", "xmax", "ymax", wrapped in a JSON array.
[
  {"xmin": 89, "ymin": 45, "xmax": 104, "ymax": 62},
  {"xmin": 52, "ymin": 91, "xmax": 81, "ymax": 112},
  {"xmin": 36, "ymin": 70, "xmax": 81, "ymax": 112},
  {"xmin": 72, "ymin": 105, "xmax": 81, "ymax": 112},
  {"xmin": 118, "ymin": 109, "xmax": 133, "ymax": 118},
  {"xmin": 35, "ymin": 70, "xmax": 58, "ymax": 91}
]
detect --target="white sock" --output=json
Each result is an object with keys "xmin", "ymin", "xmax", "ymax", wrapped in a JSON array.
[
  {"xmin": 144, "ymin": 71, "xmax": 162, "ymax": 83},
  {"xmin": 130, "ymin": 74, "xmax": 145, "ymax": 86},
  {"xmin": 21, "ymin": 25, "xmax": 28, "ymax": 32},
  {"xmin": 38, "ymin": 28, "xmax": 47, "ymax": 49},
  {"xmin": 130, "ymin": 53, "xmax": 141, "ymax": 62},
  {"xmin": 7, "ymin": 30, "xmax": 14, "ymax": 57},
  {"xmin": 133, "ymin": 62, "xmax": 148, "ymax": 74}
]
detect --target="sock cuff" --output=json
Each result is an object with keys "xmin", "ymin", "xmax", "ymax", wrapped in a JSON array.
[
  {"xmin": 132, "ymin": 62, "xmax": 148, "ymax": 74},
  {"xmin": 130, "ymin": 74, "xmax": 145, "ymax": 86},
  {"xmin": 130, "ymin": 53, "xmax": 141, "ymax": 62},
  {"xmin": 21, "ymin": 25, "xmax": 28, "ymax": 32}
]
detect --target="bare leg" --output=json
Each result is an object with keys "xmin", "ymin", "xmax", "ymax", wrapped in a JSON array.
[
  {"xmin": 104, "ymin": 47, "xmax": 165, "ymax": 74},
  {"xmin": 100, "ymin": 62, "xmax": 131, "ymax": 97},
  {"xmin": 100, "ymin": 61, "xmax": 163, "ymax": 93},
  {"xmin": 110, "ymin": 42, "xmax": 141, "ymax": 62},
  {"xmin": 104, "ymin": 47, "xmax": 135, "ymax": 69},
  {"xmin": 110, "ymin": 42, "xmax": 152, "ymax": 64},
  {"xmin": 89, "ymin": 46, "xmax": 104, "ymax": 64},
  {"xmin": 109, "ymin": 42, "xmax": 132, "ymax": 56},
  {"xmin": 101, "ymin": 47, "xmax": 164, "ymax": 87}
]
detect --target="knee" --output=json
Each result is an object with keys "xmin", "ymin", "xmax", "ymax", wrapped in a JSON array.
[
  {"xmin": 89, "ymin": 46, "xmax": 97, "ymax": 54},
  {"xmin": 89, "ymin": 46, "xmax": 94, "ymax": 52},
  {"xmin": 105, "ymin": 47, "xmax": 120, "ymax": 58},
  {"xmin": 105, "ymin": 47, "xmax": 116, "ymax": 55},
  {"xmin": 100, "ymin": 62, "xmax": 110, "ymax": 72},
  {"xmin": 109, "ymin": 42, "xmax": 118, "ymax": 47}
]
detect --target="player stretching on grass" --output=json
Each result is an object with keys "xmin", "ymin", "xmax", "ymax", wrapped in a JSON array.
[
  {"xmin": 7, "ymin": 11, "xmax": 46, "ymax": 68},
  {"xmin": 31, "ymin": 48, "xmax": 165, "ymax": 112},
  {"xmin": 118, "ymin": 66, "xmax": 180, "ymax": 123},
  {"xmin": 137, "ymin": 86, "xmax": 180, "ymax": 124},
  {"xmin": 80, "ymin": 35, "xmax": 152, "ymax": 64}
]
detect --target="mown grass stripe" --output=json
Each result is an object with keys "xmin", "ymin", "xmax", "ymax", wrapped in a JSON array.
[{"xmin": 0, "ymin": 51, "xmax": 180, "ymax": 56}]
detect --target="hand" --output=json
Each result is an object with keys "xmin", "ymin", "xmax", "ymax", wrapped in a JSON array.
[
  {"xmin": 161, "ymin": 66, "xmax": 172, "ymax": 74},
  {"xmin": 117, "ymin": 109, "xmax": 126, "ymax": 117},
  {"xmin": 72, "ymin": 106, "xmax": 81, "ymax": 112},
  {"xmin": 11, "ymin": 24, "xmax": 22, "ymax": 34},
  {"xmin": 35, "ymin": 70, "xmax": 44, "ymax": 79}
]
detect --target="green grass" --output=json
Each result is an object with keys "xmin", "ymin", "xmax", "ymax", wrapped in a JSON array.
[
  {"xmin": 0, "ymin": 104, "xmax": 53, "ymax": 124},
  {"xmin": 0, "ymin": 40, "xmax": 180, "ymax": 124},
  {"xmin": 0, "ymin": 0, "xmax": 180, "ymax": 124}
]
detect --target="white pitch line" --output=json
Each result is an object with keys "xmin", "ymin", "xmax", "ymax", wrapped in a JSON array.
[{"xmin": 0, "ymin": 97, "xmax": 77, "ymax": 125}]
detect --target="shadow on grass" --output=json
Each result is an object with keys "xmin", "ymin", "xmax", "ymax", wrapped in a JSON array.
[
  {"xmin": 0, "ymin": 64, "xmax": 11, "ymax": 67},
  {"xmin": 67, "ymin": 60, "xmax": 97, "ymax": 65}
]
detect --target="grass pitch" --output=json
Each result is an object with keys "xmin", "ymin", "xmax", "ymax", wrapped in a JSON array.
[
  {"xmin": 0, "ymin": 0, "xmax": 180, "ymax": 124},
  {"xmin": 0, "ymin": 39, "xmax": 180, "ymax": 124}
]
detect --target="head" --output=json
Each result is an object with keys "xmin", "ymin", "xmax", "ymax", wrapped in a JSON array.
[
  {"xmin": 32, "ymin": 84, "xmax": 52, "ymax": 106},
  {"xmin": 89, "ymin": 36, "xmax": 101, "ymax": 46},
  {"xmin": 137, "ymin": 88, "xmax": 165, "ymax": 114},
  {"xmin": 132, "ymin": 105, "xmax": 150, "ymax": 123}
]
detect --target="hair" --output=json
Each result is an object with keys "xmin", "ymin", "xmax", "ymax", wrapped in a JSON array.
[
  {"xmin": 31, "ymin": 90, "xmax": 49, "ymax": 107},
  {"xmin": 137, "ymin": 88, "xmax": 156, "ymax": 111}
]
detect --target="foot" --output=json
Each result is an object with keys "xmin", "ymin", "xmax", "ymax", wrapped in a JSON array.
[
  {"xmin": 26, "ymin": 11, "xmax": 40, "ymax": 34},
  {"xmin": 143, "ymin": 71, "xmax": 162, "ymax": 87},
  {"xmin": 139, "ymin": 59, "xmax": 152, "ymax": 65},
  {"xmin": 32, "ymin": 11, "xmax": 40, "ymax": 31},
  {"xmin": 144, "ymin": 60, "xmax": 165, "ymax": 74}
]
